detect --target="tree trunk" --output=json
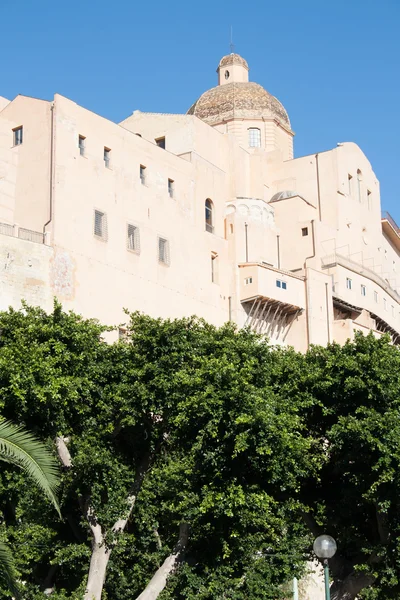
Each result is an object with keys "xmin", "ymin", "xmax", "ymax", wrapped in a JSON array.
[
  {"xmin": 330, "ymin": 572, "xmax": 375, "ymax": 600},
  {"xmin": 135, "ymin": 523, "xmax": 189, "ymax": 600},
  {"xmin": 84, "ymin": 543, "xmax": 111, "ymax": 600}
]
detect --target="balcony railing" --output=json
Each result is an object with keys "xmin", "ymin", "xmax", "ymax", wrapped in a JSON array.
[
  {"xmin": 322, "ymin": 252, "xmax": 400, "ymax": 305},
  {"xmin": 0, "ymin": 222, "xmax": 45, "ymax": 245},
  {"xmin": 382, "ymin": 211, "xmax": 399, "ymax": 232}
]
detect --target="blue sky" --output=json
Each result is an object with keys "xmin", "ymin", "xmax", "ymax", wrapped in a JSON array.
[{"xmin": 1, "ymin": 0, "xmax": 399, "ymax": 220}]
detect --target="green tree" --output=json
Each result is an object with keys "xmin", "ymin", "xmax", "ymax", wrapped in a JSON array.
[
  {"xmin": 0, "ymin": 304, "xmax": 312, "ymax": 599},
  {"xmin": 283, "ymin": 333, "xmax": 400, "ymax": 600},
  {"xmin": 0, "ymin": 419, "xmax": 60, "ymax": 597}
]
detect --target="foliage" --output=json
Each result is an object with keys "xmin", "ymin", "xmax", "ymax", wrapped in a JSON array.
[{"xmin": 0, "ymin": 303, "xmax": 312, "ymax": 598}]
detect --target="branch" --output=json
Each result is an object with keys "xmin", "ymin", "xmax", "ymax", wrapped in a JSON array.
[
  {"xmin": 135, "ymin": 523, "xmax": 189, "ymax": 600},
  {"xmin": 56, "ymin": 437, "xmax": 104, "ymax": 545},
  {"xmin": 330, "ymin": 571, "xmax": 376, "ymax": 600}
]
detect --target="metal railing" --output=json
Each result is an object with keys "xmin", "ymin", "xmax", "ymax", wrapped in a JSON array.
[
  {"xmin": 0, "ymin": 222, "xmax": 15, "ymax": 237},
  {"xmin": 18, "ymin": 227, "xmax": 45, "ymax": 244},
  {"xmin": 382, "ymin": 211, "xmax": 399, "ymax": 233},
  {"xmin": 322, "ymin": 252, "xmax": 400, "ymax": 305}
]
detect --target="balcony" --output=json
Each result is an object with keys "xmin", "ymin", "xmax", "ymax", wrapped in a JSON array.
[
  {"xmin": 239, "ymin": 263, "xmax": 305, "ymax": 334},
  {"xmin": 382, "ymin": 211, "xmax": 400, "ymax": 250}
]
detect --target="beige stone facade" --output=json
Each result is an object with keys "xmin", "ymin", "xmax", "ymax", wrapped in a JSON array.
[{"xmin": 0, "ymin": 52, "xmax": 399, "ymax": 350}]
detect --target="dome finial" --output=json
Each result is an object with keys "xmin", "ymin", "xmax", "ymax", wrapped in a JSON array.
[{"xmin": 230, "ymin": 25, "xmax": 235, "ymax": 54}]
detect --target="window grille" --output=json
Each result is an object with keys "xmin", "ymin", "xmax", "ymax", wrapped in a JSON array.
[
  {"xmin": 140, "ymin": 165, "xmax": 146, "ymax": 185},
  {"xmin": 158, "ymin": 237, "xmax": 170, "ymax": 265},
  {"xmin": 94, "ymin": 210, "xmax": 107, "ymax": 240},
  {"xmin": 13, "ymin": 126, "xmax": 23, "ymax": 146},
  {"xmin": 79, "ymin": 135, "xmax": 86, "ymax": 156},
  {"xmin": 127, "ymin": 224, "xmax": 140, "ymax": 253},
  {"xmin": 205, "ymin": 199, "xmax": 214, "ymax": 233},
  {"xmin": 104, "ymin": 147, "xmax": 111, "ymax": 168},
  {"xmin": 248, "ymin": 128, "xmax": 261, "ymax": 148}
]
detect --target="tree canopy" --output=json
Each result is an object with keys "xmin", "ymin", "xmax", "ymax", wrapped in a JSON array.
[{"xmin": 0, "ymin": 303, "xmax": 398, "ymax": 599}]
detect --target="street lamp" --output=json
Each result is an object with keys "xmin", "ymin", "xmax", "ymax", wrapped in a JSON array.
[{"xmin": 313, "ymin": 535, "xmax": 337, "ymax": 600}]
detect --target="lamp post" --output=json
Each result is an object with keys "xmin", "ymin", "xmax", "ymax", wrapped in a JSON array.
[{"xmin": 313, "ymin": 535, "xmax": 337, "ymax": 600}]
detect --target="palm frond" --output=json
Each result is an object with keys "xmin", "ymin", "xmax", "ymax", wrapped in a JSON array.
[
  {"xmin": 0, "ymin": 420, "xmax": 61, "ymax": 517},
  {"xmin": 0, "ymin": 540, "xmax": 20, "ymax": 599}
]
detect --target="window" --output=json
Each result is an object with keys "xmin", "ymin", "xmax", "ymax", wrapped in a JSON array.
[
  {"xmin": 361, "ymin": 284, "xmax": 366, "ymax": 297},
  {"xmin": 205, "ymin": 199, "xmax": 214, "ymax": 233},
  {"xmin": 248, "ymin": 128, "xmax": 261, "ymax": 148},
  {"xmin": 94, "ymin": 210, "xmax": 107, "ymax": 240},
  {"xmin": 384, "ymin": 298, "xmax": 387, "ymax": 310},
  {"xmin": 158, "ymin": 237, "xmax": 170, "ymax": 265},
  {"xmin": 367, "ymin": 189, "xmax": 371, "ymax": 209},
  {"xmin": 211, "ymin": 252, "xmax": 218, "ymax": 283},
  {"xmin": 155, "ymin": 137, "xmax": 166, "ymax": 149},
  {"xmin": 140, "ymin": 165, "xmax": 146, "ymax": 185},
  {"xmin": 374, "ymin": 291, "xmax": 378, "ymax": 303},
  {"xmin": 245, "ymin": 277, "xmax": 253, "ymax": 285},
  {"xmin": 104, "ymin": 147, "xmax": 111, "ymax": 168},
  {"xmin": 357, "ymin": 169, "xmax": 362, "ymax": 202},
  {"xmin": 392, "ymin": 305, "xmax": 395, "ymax": 317},
  {"xmin": 346, "ymin": 277, "xmax": 352, "ymax": 290},
  {"xmin": 13, "ymin": 126, "xmax": 23, "ymax": 146},
  {"xmin": 225, "ymin": 70, "xmax": 230, "ymax": 80},
  {"xmin": 276, "ymin": 279, "xmax": 287, "ymax": 290},
  {"xmin": 78, "ymin": 135, "xmax": 86, "ymax": 157},
  {"xmin": 348, "ymin": 174, "xmax": 353, "ymax": 196},
  {"xmin": 118, "ymin": 328, "xmax": 127, "ymax": 340},
  {"xmin": 302, "ymin": 227, "xmax": 308, "ymax": 237},
  {"xmin": 168, "ymin": 178, "xmax": 174, "ymax": 198},
  {"xmin": 127, "ymin": 224, "xmax": 140, "ymax": 253}
]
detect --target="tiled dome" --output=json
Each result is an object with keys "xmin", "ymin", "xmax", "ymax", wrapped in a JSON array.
[
  {"xmin": 187, "ymin": 81, "xmax": 290, "ymax": 128},
  {"xmin": 218, "ymin": 53, "xmax": 249, "ymax": 69}
]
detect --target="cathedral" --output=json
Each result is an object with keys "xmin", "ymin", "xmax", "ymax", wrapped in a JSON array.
[{"xmin": 0, "ymin": 52, "xmax": 399, "ymax": 349}]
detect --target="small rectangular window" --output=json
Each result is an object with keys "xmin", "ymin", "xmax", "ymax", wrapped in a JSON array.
[
  {"xmin": 155, "ymin": 137, "xmax": 166, "ymax": 149},
  {"xmin": 168, "ymin": 178, "xmax": 174, "ymax": 198},
  {"xmin": 248, "ymin": 128, "xmax": 261, "ymax": 148},
  {"xmin": 392, "ymin": 306, "xmax": 395, "ymax": 316},
  {"xmin": 127, "ymin": 224, "xmax": 140, "ymax": 253},
  {"xmin": 346, "ymin": 277, "xmax": 352, "ymax": 290},
  {"xmin": 13, "ymin": 126, "xmax": 23, "ymax": 146},
  {"xmin": 384, "ymin": 298, "xmax": 387, "ymax": 310},
  {"xmin": 302, "ymin": 227, "xmax": 308, "ymax": 237},
  {"xmin": 140, "ymin": 165, "xmax": 146, "ymax": 185},
  {"xmin": 282, "ymin": 281, "xmax": 287, "ymax": 290},
  {"xmin": 245, "ymin": 277, "xmax": 253, "ymax": 285},
  {"xmin": 118, "ymin": 327, "xmax": 127, "ymax": 340},
  {"xmin": 211, "ymin": 252, "xmax": 218, "ymax": 283},
  {"xmin": 104, "ymin": 147, "xmax": 111, "ymax": 168},
  {"xmin": 158, "ymin": 237, "xmax": 170, "ymax": 265},
  {"xmin": 276, "ymin": 279, "xmax": 281, "ymax": 288},
  {"xmin": 374, "ymin": 291, "xmax": 378, "ymax": 303},
  {"xmin": 94, "ymin": 210, "xmax": 107, "ymax": 240},
  {"xmin": 79, "ymin": 135, "xmax": 86, "ymax": 157},
  {"xmin": 361, "ymin": 284, "xmax": 366, "ymax": 297}
]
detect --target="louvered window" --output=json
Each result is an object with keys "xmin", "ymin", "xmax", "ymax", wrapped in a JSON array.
[
  {"xmin": 158, "ymin": 237, "xmax": 170, "ymax": 265},
  {"xmin": 94, "ymin": 210, "xmax": 107, "ymax": 240},
  {"xmin": 127, "ymin": 224, "xmax": 140, "ymax": 253}
]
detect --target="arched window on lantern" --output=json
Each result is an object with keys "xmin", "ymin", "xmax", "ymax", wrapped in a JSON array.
[{"xmin": 205, "ymin": 199, "xmax": 214, "ymax": 233}]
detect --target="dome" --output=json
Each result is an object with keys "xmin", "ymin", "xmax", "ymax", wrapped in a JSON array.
[
  {"xmin": 187, "ymin": 82, "xmax": 291, "ymax": 128},
  {"xmin": 218, "ymin": 53, "xmax": 249, "ymax": 69}
]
